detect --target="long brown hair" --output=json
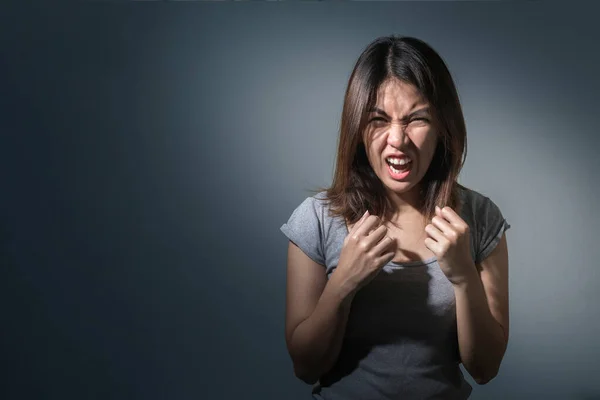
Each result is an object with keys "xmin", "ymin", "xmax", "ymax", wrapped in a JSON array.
[{"xmin": 309, "ymin": 35, "xmax": 468, "ymax": 226}]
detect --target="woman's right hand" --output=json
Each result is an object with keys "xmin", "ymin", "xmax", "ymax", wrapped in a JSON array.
[{"xmin": 332, "ymin": 210, "xmax": 396, "ymax": 296}]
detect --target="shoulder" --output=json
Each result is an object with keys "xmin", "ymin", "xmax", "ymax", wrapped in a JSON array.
[
  {"xmin": 312, "ymin": 190, "xmax": 328, "ymax": 204},
  {"xmin": 457, "ymin": 184, "xmax": 511, "ymax": 264},
  {"xmin": 291, "ymin": 191, "xmax": 330, "ymax": 220},
  {"xmin": 457, "ymin": 184, "xmax": 504, "ymax": 223},
  {"xmin": 457, "ymin": 184, "xmax": 491, "ymax": 211},
  {"xmin": 279, "ymin": 191, "xmax": 335, "ymax": 267}
]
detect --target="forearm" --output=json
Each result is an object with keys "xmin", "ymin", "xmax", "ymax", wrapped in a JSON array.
[
  {"xmin": 288, "ymin": 274, "xmax": 355, "ymax": 383},
  {"xmin": 454, "ymin": 267, "xmax": 507, "ymax": 384}
]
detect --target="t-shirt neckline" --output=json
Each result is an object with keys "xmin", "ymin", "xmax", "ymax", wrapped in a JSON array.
[{"xmin": 342, "ymin": 218, "xmax": 437, "ymax": 267}]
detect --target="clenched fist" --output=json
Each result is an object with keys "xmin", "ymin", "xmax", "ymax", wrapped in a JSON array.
[
  {"xmin": 424, "ymin": 206, "xmax": 476, "ymax": 286},
  {"xmin": 332, "ymin": 210, "xmax": 397, "ymax": 296}
]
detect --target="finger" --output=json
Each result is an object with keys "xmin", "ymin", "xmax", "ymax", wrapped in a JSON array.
[
  {"xmin": 376, "ymin": 249, "xmax": 395, "ymax": 266},
  {"xmin": 367, "ymin": 217, "xmax": 385, "ymax": 235},
  {"xmin": 435, "ymin": 205, "xmax": 443, "ymax": 217},
  {"xmin": 349, "ymin": 210, "xmax": 370, "ymax": 235},
  {"xmin": 431, "ymin": 214, "xmax": 455, "ymax": 237},
  {"xmin": 437, "ymin": 206, "xmax": 467, "ymax": 230},
  {"xmin": 372, "ymin": 233, "xmax": 395, "ymax": 255},
  {"xmin": 424, "ymin": 237, "xmax": 440, "ymax": 254},
  {"xmin": 364, "ymin": 223, "xmax": 388, "ymax": 247},
  {"xmin": 424, "ymin": 223, "xmax": 445, "ymax": 242},
  {"xmin": 354, "ymin": 215, "xmax": 381, "ymax": 238}
]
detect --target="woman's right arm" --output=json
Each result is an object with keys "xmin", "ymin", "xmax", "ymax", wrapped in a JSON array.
[
  {"xmin": 284, "ymin": 241, "xmax": 356, "ymax": 384},
  {"xmin": 284, "ymin": 212, "xmax": 395, "ymax": 384}
]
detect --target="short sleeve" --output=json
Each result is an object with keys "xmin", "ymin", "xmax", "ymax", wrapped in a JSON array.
[
  {"xmin": 280, "ymin": 196, "xmax": 326, "ymax": 266},
  {"xmin": 475, "ymin": 196, "xmax": 511, "ymax": 264}
]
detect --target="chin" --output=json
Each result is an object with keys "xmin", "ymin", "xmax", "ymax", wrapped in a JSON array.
[
  {"xmin": 388, "ymin": 183, "xmax": 417, "ymax": 194},
  {"xmin": 379, "ymin": 171, "xmax": 423, "ymax": 196},
  {"xmin": 380, "ymin": 177, "xmax": 415, "ymax": 192}
]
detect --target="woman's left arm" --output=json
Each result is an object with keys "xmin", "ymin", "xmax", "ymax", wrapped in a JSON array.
[
  {"xmin": 425, "ymin": 205, "xmax": 510, "ymax": 385},
  {"xmin": 454, "ymin": 232, "xmax": 509, "ymax": 385}
]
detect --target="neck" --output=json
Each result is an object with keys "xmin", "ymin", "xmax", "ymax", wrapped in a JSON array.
[{"xmin": 384, "ymin": 186, "xmax": 424, "ymax": 221}]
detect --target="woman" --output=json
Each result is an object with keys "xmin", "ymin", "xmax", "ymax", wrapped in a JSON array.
[{"xmin": 280, "ymin": 35, "xmax": 510, "ymax": 399}]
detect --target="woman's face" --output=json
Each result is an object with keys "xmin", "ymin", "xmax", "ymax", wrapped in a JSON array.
[{"xmin": 363, "ymin": 78, "xmax": 439, "ymax": 200}]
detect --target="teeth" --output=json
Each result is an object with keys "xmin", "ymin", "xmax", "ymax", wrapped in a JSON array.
[
  {"xmin": 389, "ymin": 164, "xmax": 406, "ymax": 173},
  {"xmin": 386, "ymin": 157, "xmax": 411, "ymax": 166}
]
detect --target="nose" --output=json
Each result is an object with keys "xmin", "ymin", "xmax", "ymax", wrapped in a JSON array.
[{"xmin": 387, "ymin": 122, "xmax": 408, "ymax": 147}]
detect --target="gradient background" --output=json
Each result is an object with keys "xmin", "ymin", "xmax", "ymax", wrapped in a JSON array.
[{"xmin": 1, "ymin": 1, "xmax": 599, "ymax": 399}]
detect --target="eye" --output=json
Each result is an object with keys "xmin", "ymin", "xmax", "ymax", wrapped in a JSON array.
[
  {"xmin": 409, "ymin": 117, "xmax": 429, "ymax": 125},
  {"xmin": 369, "ymin": 117, "xmax": 387, "ymax": 123}
]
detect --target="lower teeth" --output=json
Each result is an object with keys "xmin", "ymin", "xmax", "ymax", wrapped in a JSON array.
[{"xmin": 390, "ymin": 163, "xmax": 410, "ymax": 174}]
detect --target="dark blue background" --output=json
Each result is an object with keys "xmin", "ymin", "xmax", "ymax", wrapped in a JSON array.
[{"xmin": 2, "ymin": 2, "xmax": 599, "ymax": 399}]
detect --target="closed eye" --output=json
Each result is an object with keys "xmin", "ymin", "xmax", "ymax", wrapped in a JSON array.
[{"xmin": 368, "ymin": 117, "xmax": 430, "ymax": 125}]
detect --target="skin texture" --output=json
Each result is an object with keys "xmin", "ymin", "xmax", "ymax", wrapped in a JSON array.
[
  {"xmin": 365, "ymin": 79, "xmax": 509, "ymax": 383},
  {"xmin": 425, "ymin": 205, "xmax": 476, "ymax": 286},
  {"xmin": 285, "ymin": 78, "xmax": 509, "ymax": 386},
  {"xmin": 364, "ymin": 78, "xmax": 439, "ymax": 215},
  {"xmin": 424, "ymin": 205, "xmax": 510, "ymax": 383},
  {"xmin": 285, "ymin": 210, "xmax": 395, "ymax": 384}
]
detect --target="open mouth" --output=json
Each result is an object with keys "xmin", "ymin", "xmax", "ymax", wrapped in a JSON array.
[{"xmin": 385, "ymin": 157, "xmax": 412, "ymax": 179}]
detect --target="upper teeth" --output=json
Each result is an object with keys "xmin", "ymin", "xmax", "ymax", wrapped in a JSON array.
[{"xmin": 387, "ymin": 157, "xmax": 411, "ymax": 166}]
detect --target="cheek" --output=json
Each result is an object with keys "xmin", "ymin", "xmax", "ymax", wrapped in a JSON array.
[
  {"xmin": 415, "ymin": 133, "xmax": 438, "ymax": 163},
  {"xmin": 365, "ymin": 136, "xmax": 386, "ymax": 163}
]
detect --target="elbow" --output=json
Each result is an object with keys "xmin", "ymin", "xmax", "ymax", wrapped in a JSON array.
[
  {"xmin": 474, "ymin": 374, "xmax": 495, "ymax": 386},
  {"xmin": 293, "ymin": 364, "xmax": 319, "ymax": 385},
  {"xmin": 469, "ymin": 340, "xmax": 507, "ymax": 385},
  {"xmin": 472, "ymin": 366, "xmax": 500, "ymax": 386},
  {"xmin": 287, "ymin": 344, "xmax": 322, "ymax": 384}
]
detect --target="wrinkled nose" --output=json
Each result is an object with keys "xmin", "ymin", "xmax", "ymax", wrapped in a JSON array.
[{"xmin": 387, "ymin": 122, "xmax": 407, "ymax": 147}]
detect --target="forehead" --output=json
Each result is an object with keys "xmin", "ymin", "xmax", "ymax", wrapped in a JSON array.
[{"xmin": 374, "ymin": 79, "xmax": 427, "ymax": 108}]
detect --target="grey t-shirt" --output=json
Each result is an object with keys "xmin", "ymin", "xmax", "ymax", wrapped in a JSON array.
[{"xmin": 280, "ymin": 186, "xmax": 511, "ymax": 400}]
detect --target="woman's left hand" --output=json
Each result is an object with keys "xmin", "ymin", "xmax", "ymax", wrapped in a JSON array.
[{"xmin": 424, "ymin": 206, "xmax": 476, "ymax": 286}]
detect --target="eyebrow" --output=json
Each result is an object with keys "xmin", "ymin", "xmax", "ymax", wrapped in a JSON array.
[{"xmin": 368, "ymin": 106, "xmax": 430, "ymax": 120}]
